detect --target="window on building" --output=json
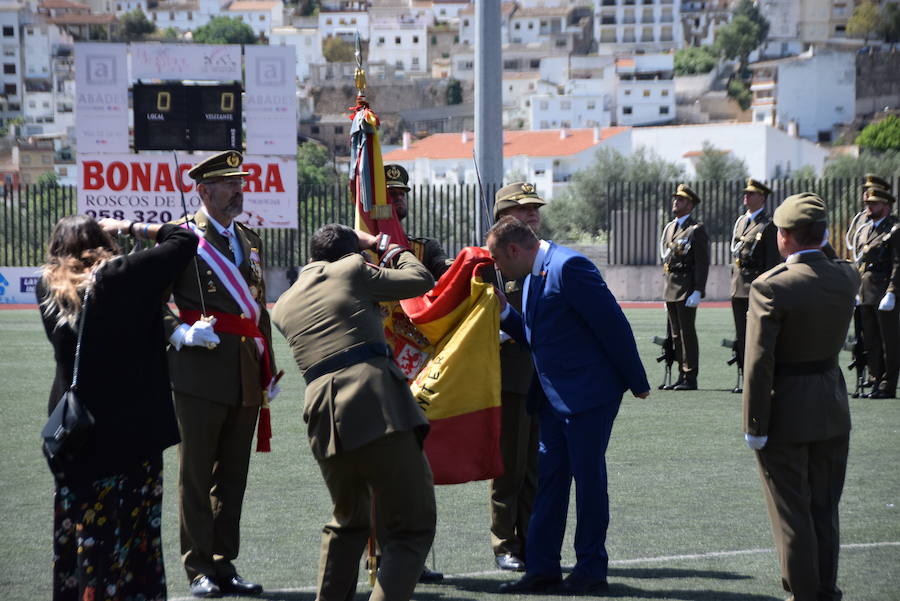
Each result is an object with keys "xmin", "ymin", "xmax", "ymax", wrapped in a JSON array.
[
  {"xmin": 561, "ymin": 120, "xmax": 571, "ymax": 128},
  {"xmin": 540, "ymin": 120, "xmax": 549, "ymax": 128},
  {"xmin": 587, "ymin": 101, "xmax": 596, "ymax": 110},
  {"xmin": 259, "ymin": 15, "xmax": 265, "ymax": 21},
  {"xmin": 623, "ymin": 106, "xmax": 633, "ymax": 114},
  {"xmin": 454, "ymin": 35, "xmax": 459, "ymax": 43},
  {"xmin": 2, "ymin": 26, "xmax": 14, "ymax": 37},
  {"xmin": 187, "ymin": 11, "xmax": 192, "ymax": 20},
  {"xmin": 3, "ymin": 49, "xmax": 14, "ymax": 56},
  {"xmin": 530, "ymin": 59, "xmax": 540, "ymax": 69},
  {"xmin": 528, "ymin": 22, "xmax": 534, "ymax": 29},
  {"xmin": 643, "ymin": 89, "xmax": 651, "ymax": 97},
  {"xmin": 659, "ymin": 106, "xmax": 669, "ymax": 115},
  {"xmin": 169, "ymin": 11, "xmax": 175, "ymax": 19},
  {"xmin": 3, "ymin": 63, "xmax": 14, "ymax": 74},
  {"xmin": 412, "ymin": 57, "xmax": 419, "ymax": 66},
  {"xmin": 539, "ymin": 100, "xmax": 549, "ymax": 110},
  {"xmin": 28, "ymin": 101, "xmax": 35, "ymax": 108},
  {"xmin": 59, "ymin": 167, "xmax": 67, "ymax": 176},
  {"xmin": 535, "ymin": 169, "xmax": 545, "ymax": 175},
  {"xmin": 515, "ymin": 23, "xmax": 521, "ymax": 30},
  {"xmin": 503, "ymin": 59, "xmax": 517, "ymax": 69},
  {"xmin": 463, "ymin": 19, "xmax": 469, "ymax": 26},
  {"xmin": 378, "ymin": 36, "xmax": 384, "ymax": 44},
  {"xmin": 21, "ymin": 155, "xmax": 30, "ymax": 164},
  {"xmin": 311, "ymin": 125, "xmax": 320, "ymax": 134},
  {"xmin": 755, "ymin": 112, "xmax": 766, "ymax": 122},
  {"xmin": 351, "ymin": 18, "xmax": 356, "ymax": 24},
  {"xmin": 42, "ymin": 155, "xmax": 51, "ymax": 164},
  {"xmin": 4, "ymin": 83, "xmax": 16, "ymax": 95},
  {"xmin": 326, "ymin": 18, "xmax": 332, "ymax": 25},
  {"xmin": 661, "ymin": 89, "xmax": 669, "ymax": 97},
  {"xmin": 26, "ymin": 27, "xmax": 34, "ymax": 35},
  {"xmin": 395, "ymin": 36, "xmax": 401, "ymax": 44},
  {"xmin": 152, "ymin": 13, "xmax": 156, "ymax": 21},
  {"xmin": 624, "ymin": 89, "xmax": 631, "ymax": 96},
  {"xmin": 431, "ymin": 35, "xmax": 437, "ymax": 45},
  {"xmin": 334, "ymin": 126, "xmax": 344, "ymax": 134},
  {"xmin": 561, "ymin": 100, "xmax": 571, "ymax": 110},
  {"xmin": 413, "ymin": 35, "xmax": 419, "ymax": 44},
  {"xmin": 556, "ymin": 39, "xmax": 567, "ymax": 47}
]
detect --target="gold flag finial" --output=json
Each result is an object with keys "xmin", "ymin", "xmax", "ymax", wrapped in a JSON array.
[{"xmin": 354, "ymin": 32, "xmax": 367, "ymax": 99}]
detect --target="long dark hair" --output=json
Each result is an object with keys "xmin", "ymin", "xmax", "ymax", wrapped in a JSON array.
[{"xmin": 40, "ymin": 215, "xmax": 119, "ymax": 329}]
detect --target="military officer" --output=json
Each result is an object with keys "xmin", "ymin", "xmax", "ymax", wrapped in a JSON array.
[
  {"xmin": 484, "ymin": 182, "xmax": 544, "ymax": 572},
  {"xmin": 730, "ymin": 178, "xmax": 781, "ymax": 393},
  {"xmin": 272, "ymin": 224, "xmax": 436, "ymax": 601},
  {"xmin": 163, "ymin": 151, "xmax": 276, "ymax": 598},
  {"xmin": 660, "ymin": 184, "xmax": 710, "ymax": 391},
  {"xmin": 848, "ymin": 181, "xmax": 900, "ymax": 399},
  {"xmin": 385, "ymin": 163, "xmax": 451, "ymax": 279},
  {"xmin": 743, "ymin": 192, "xmax": 859, "ymax": 601}
]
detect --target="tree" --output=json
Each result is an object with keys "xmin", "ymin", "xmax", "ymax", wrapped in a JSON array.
[
  {"xmin": 790, "ymin": 165, "xmax": 818, "ymax": 180},
  {"xmin": 714, "ymin": 15, "xmax": 762, "ymax": 77},
  {"xmin": 733, "ymin": 0, "xmax": 769, "ymax": 45},
  {"xmin": 121, "ymin": 8, "xmax": 155, "ymax": 41},
  {"xmin": 694, "ymin": 141, "xmax": 749, "ymax": 181},
  {"xmin": 855, "ymin": 116, "xmax": 900, "ymax": 152},
  {"xmin": 543, "ymin": 147, "xmax": 684, "ymax": 240},
  {"xmin": 192, "ymin": 16, "xmax": 257, "ymax": 45},
  {"xmin": 446, "ymin": 78, "xmax": 463, "ymax": 105},
  {"xmin": 823, "ymin": 149, "xmax": 900, "ymax": 179},
  {"xmin": 297, "ymin": 140, "xmax": 345, "ymax": 188},
  {"xmin": 847, "ymin": 0, "xmax": 880, "ymax": 43},
  {"xmin": 36, "ymin": 171, "xmax": 59, "ymax": 187},
  {"xmin": 674, "ymin": 46, "xmax": 717, "ymax": 75},
  {"xmin": 161, "ymin": 27, "xmax": 179, "ymax": 40},
  {"xmin": 322, "ymin": 36, "xmax": 355, "ymax": 62},
  {"xmin": 727, "ymin": 79, "xmax": 752, "ymax": 110},
  {"xmin": 880, "ymin": 3, "xmax": 900, "ymax": 45}
]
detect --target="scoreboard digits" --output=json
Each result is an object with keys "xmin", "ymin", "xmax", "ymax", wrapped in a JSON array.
[{"xmin": 133, "ymin": 83, "xmax": 242, "ymax": 151}]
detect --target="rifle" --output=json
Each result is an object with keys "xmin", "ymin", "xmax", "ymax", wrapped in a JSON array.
[
  {"xmin": 721, "ymin": 338, "xmax": 743, "ymax": 392},
  {"xmin": 845, "ymin": 306, "xmax": 868, "ymax": 398},
  {"xmin": 651, "ymin": 320, "xmax": 675, "ymax": 389}
]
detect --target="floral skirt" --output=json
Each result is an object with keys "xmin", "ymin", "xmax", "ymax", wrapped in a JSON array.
[{"xmin": 52, "ymin": 455, "xmax": 167, "ymax": 601}]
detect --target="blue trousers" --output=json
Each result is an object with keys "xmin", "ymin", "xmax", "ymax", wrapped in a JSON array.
[{"xmin": 525, "ymin": 400, "xmax": 621, "ymax": 580}]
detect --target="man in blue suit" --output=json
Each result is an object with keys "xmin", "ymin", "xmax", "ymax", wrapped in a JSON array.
[{"xmin": 487, "ymin": 215, "xmax": 650, "ymax": 594}]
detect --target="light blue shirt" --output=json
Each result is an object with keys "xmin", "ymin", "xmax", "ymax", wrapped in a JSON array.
[{"xmin": 204, "ymin": 209, "xmax": 243, "ymax": 265}]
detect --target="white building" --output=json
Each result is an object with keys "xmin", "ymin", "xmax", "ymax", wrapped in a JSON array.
[
  {"xmin": 530, "ymin": 79, "xmax": 614, "ymax": 130},
  {"xmin": 382, "ymin": 127, "xmax": 632, "ymax": 199},
  {"xmin": 111, "ymin": 0, "xmax": 149, "ymax": 16},
  {"xmin": 430, "ymin": 0, "xmax": 469, "ymax": 24},
  {"xmin": 269, "ymin": 26, "xmax": 323, "ymax": 82},
  {"xmin": 0, "ymin": 3, "xmax": 25, "ymax": 127},
  {"xmin": 594, "ymin": 0, "xmax": 682, "ymax": 52},
  {"xmin": 368, "ymin": 14, "xmax": 428, "ymax": 74},
  {"xmin": 317, "ymin": 9, "xmax": 368, "ymax": 42},
  {"xmin": 459, "ymin": 1, "xmax": 515, "ymax": 46},
  {"xmin": 226, "ymin": 0, "xmax": 283, "ymax": 38},
  {"xmin": 749, "ymin": 48, "xmax": 855, "ymax": 142},
  {"xmin": 629, "ymin": 122, "xmax": 831, "ymax": 179},
  {"xmin": 615, "ymin": 53, "xmax": 676, "ymax": 126},
  {"xmin": 680, "ymin": 0, "xmax": 729, "ymax": 47}
]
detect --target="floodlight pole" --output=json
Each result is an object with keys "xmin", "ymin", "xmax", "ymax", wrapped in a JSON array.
[{"xmin": 475, "ymin": 0, "xmax": 503, "ymax": 239}]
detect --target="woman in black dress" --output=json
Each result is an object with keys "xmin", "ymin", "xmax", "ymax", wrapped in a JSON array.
[{"xmin": 38, "ymin": 215, "xmax": 197, "ymax": 601}]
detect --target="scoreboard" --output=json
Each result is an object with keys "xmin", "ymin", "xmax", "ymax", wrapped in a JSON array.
[{"xmin": 133, "ymin": 83, "xmax": 242, "ymax": 152}]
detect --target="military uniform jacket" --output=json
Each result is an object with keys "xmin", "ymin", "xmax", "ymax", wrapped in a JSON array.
[
  {"xmin": 730, "ymin": 210, "xmax": 781, "ymax": 298},
  {"xmin": 850, "ymin": 214, "xmax": 900, "ymax": 305},
  {"xmin": 271, "ymin": 251, "xmax": 434, "ymax": 460},
  {"xmin": 743, "ymin": 251, "xmax": 859, "ymax": 442},
  {"xmin": 409, "ymin": 236, "xmax": 451, "ymax": 279},
  {"xmin": 482, "ymin": 269, "xmax": 534, "ymax": 395},
  {"xmin": 163, "ymin": 211, "xmax": 276, "ymax": 407},
  {"xmin": 661, "ymin": 216, "xmax": 711, "ymax": 302}
]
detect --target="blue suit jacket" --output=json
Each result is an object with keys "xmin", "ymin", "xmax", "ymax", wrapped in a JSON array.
[{"xmin": 502, "ymin": 242, "xmax": 650, "ymax": 416}]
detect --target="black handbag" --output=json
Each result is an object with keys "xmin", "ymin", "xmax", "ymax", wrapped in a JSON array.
[{"xmin": 42, "ymin": 290, "xmax": 95, "ymax": 479}]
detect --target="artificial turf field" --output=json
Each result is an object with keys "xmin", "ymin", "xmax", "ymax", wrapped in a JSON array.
[{"xmin": 1, "ymin": 306, "xmax": 898, "ymax": 601}]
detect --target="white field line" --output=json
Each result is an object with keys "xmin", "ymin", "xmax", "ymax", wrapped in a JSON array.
[{"xmin": 168, "ymin": 541, "xmax": 900, "ymax": 600}]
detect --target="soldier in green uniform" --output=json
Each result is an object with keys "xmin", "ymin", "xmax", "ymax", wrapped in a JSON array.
[
  {"xmin": 743, "ymin": 192, "xmax": 859, "ymax": 601},
  {"xmin": 660, "ymin": 184, "xmax": 710, "ymax": 391},
  {"xmin": 385, "ymin": 163, "xmax": 451, "ymax": 280},
  {"xmin": 483, "ymin": 182, "xmax": 544, "ymax": 572},
  {"xmin": 163, "ymin": 151, "xmax": 275, "ymax": 598},
  {"xmin": 730, "ymin": 179, "xmax": 781, "ymax": 393},
  {"xmin": 847, "ymin": 179, "xmax": 900, "ymax": 399},
  {"xmin": 272, "ymin": 224, "xmax": 437, "ymax": 601}
]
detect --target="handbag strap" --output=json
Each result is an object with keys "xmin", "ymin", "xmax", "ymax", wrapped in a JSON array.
[{"xmin": 70, "ymin": 289, "xmax": 90, "ymax": 391}]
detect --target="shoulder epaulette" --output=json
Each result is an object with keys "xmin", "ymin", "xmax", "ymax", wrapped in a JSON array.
[{"xmin": 760, "ymin": 263, "xmax": 789, "ymax": 280}]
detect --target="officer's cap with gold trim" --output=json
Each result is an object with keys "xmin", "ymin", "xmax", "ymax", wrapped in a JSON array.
[
  {"xmin": 743, "ymin": 178, "xmax": 771, "ymax": 196},
  {"xmin": 384, "ymin": 164, "xmax": 410, "ymax": 191},
  {"xmin": 493, "ymin": 181, "xmax": 546, "ymax": 219},
  {"xmin": 773, "ymin": 192, "xmax": 827, "ymax": 229},
  {"xmin": 865, "ymin": 187, "xmax": 896, "ymax": 204},
  {"xmin": 188, "ymin": 150, "xmax": 249, "ymax": 183},
  {"xmin": 672, "ymin": 184, "xmax": 701, "ymax": 205},
  {"xmin": 863, "ymin": 173, "xmax": 890, "ymax": 192}
]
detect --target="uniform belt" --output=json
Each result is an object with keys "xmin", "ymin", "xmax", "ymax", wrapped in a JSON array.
[
  {"xmin": 774, "ymin": 357, "xmax": 838, "ymax": 376},
  {"xmin": 303, "ymin": 342, "xmax": 392, "ymax": 385}
]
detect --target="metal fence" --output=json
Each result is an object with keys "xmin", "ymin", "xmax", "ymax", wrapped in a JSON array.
[{"xmin": 1, "ymin": 177, "xmax": 893, "ymax": 268}]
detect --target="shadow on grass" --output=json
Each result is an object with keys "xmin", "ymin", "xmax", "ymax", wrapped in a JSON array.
[{"xmin": 609, "ymin": 566, "xmax": 751, "ymax": 580}]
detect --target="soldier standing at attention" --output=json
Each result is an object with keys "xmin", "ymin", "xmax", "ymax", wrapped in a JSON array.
[
  {"xmin": 660, "ymin": 184, "xmax": 710, "ymax": 391},
  {"xmin": 743, "ymin": 192, "xmax": 859, "ymax": 601},
  {"xmin": 730, "ymin": 179, "xmax": 781, "ymax": 393},
  {"xmin": 164, "ymin": 151, "xmax": 276, "ymax": 598},
  {"xmin": 848, "ymin": 175, "xmax": 900, "ymax": 399}
]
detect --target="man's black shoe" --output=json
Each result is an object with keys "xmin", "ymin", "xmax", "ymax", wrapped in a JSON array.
[
  {"xmin": 419, "ymin": 566, "xmax": 444, "ymax": 583},
  {"xmin": 498, "ymin": 572, "xmax": 562, "ymax": 593},
  {"xmin": 663, "ymin": 377, "xmax": 684, "ymax": 391},
  {"xmin": 220, "ymin": 575, "xmax": 263, "ymax": 595},
  {"xmin": 673, "ymin": 379, "xmax": 697, "ymax": 391},
  {"xmin": 560, "ymin": 573, "xmax": 609, "ymax": 594},
  {"xmin": 731, "ymin": 386, "xmax": 743, "ymax": 394},
  {"xmin": 190, "ymin": 576, "xmax": 221, "ymax": 598},
  {"xmin": 495, "ymin": 553, "xmax": 526, "ymax": 572},
  {"xmin": 866, "ymin": 389, "xmax": 896, "ymax": 399}
]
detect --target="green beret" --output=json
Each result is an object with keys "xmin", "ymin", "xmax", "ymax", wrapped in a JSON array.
[
  {"xmin": 865, "ymin": 187, "xmax": 896, "ymax": 204},
  {"xmin": 493, "ymin": 182, "xmax": 546, "ymax": 220},
  {"xmin": 773, "ymin": 192, "xmax": 827, "ymax": 229},
  {"xmin": 743, "ymin": 178, "xmax": 771, "ymax": 196},
  {"xmin": 188, "ymin": 150, "xmax": 249, "ymax": 183},
  {"xmin": 672, "ymin": 183, "xmax": 701, "ymax": 205},
  {"xmin": 385, "ymin": 164, "xmax": 410, "ymax": 191},
  {"xmin": 863, "ymin": 173, "xmax": 890, "ymax": 191}
]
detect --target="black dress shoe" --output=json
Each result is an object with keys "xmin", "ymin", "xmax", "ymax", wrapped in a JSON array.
[
  {"xmin": 419, "ymin": 566, "xmax": 444, "ymax": 583},
  {"xmin": 498, "ymin": 572, "xmax": 562, "ymax": 593},
  {"xmin": 220, "ymin": 575, "xmax": 263, "ymax": 595},
  {"xmin": 663, "ymin": 378, "xmax": 683, "ymax": 391},
  {"xmin": 731, "ymin": 387, "xmax": 743, "ymax": 394},
  {"xmin": 561, "ymin": 572, "xmax": 609, "ymax": 594},
  {"xmin": 673, "ymin": 379, "xmax": 697, "ymax": 391},
  {"xmin": 866, "ymin": 389, "xmax": 896, "ymax": 399},
  {"xmin": 190, "ymin": 576, "xmax": 221, "ymax": 598},
  {"xmin": 495, "ymin": 553, "xmax": 526, "ymax": 571}
]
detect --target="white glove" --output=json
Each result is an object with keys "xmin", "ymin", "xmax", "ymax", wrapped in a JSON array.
[
  {"xmin": 745, "ymin": 433, "xmax": 768, "ymax": 450},
  {"xmin": 267, "ymin": 379, "xmax": 281, "ymax": 402},
  {"xmin": 170, "ymin": 319, "xmax": 220, "ymax": 350},
  {"xmin": 684, "ymin": 290, "xmax": 702, "ymax": 308},
  {"xmin": 855, "ymin": 294, "xmax": 861, "ymax": 306},
  {"xmin": 499, "ymin": 330, "xmax": 512, "ymax": 344},
  {"xmin": 878, "ymin": 292, "xmax": 895, "ymax": 312}
]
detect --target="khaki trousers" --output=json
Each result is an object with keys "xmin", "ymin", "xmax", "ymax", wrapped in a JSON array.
[
  {"xmin": 316, "ymin": 431, "xmax": 436, "ymax": 601},
  {"xmin": 665, "ymin": 301, "xmax": 699, "ymax": 378},
  {"xmin": 174, "ymin": 393, "xmax": 259, "ymax": 582},
  {"xmin": 731, "ymin": 296, "xmax": 749, "ymax": 368}
]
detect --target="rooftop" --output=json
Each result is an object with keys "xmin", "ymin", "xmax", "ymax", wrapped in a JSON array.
[{"xmin": 228, "ymin": 1, "xmax": 281, "ymax": 10}]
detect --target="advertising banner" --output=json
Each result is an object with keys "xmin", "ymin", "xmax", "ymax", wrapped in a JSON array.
[
  {"xmin": 131, "ymin": 43, "xmax": 243, "ymax": 82},
  {"xmin": 244, "ymin": 46, "xmax": 298, "ymax": 156},
  {"xmin": 77, "ymin": 153, "xmax": 298, "ymax": 229},
  {"xmin": 0, "ymin": 267, "xmax": 41, "ymax": 304},
  {"xmin": 75, "ymin": 43, "xmax": 129, "ymax": 153}
]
